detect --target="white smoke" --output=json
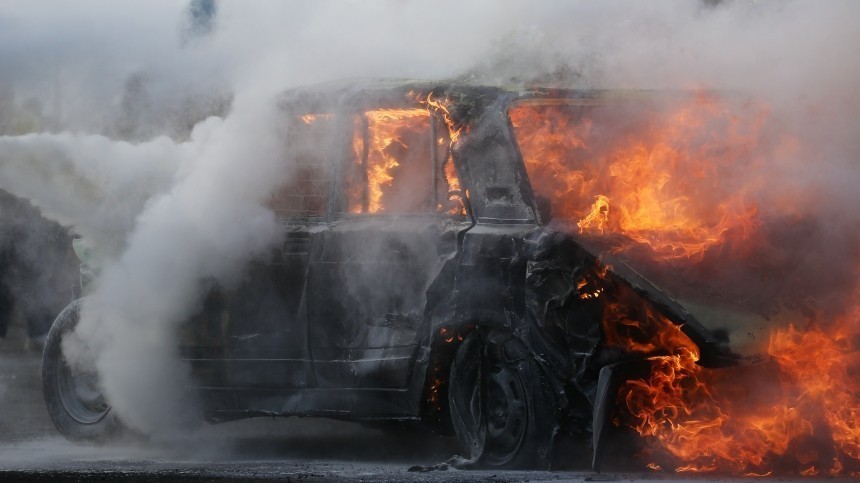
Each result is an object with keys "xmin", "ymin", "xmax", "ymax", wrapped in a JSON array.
[
  {"xmin": 0, "ymin": 0, "xmax": 857, "ymax": 435},
  {"xmin": 0, "ymin": 133, "xmax": 181, "ymax": 255},
  {"xmin": 70, "ymin": 92, "xmax": 291, "ymax": 432}
]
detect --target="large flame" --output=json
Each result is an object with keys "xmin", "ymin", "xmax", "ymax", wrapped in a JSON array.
[
  {"xmin": 615, "ymin": 297, "xmax": 860, "ymax": 475},
  {"xmin": 361, "ymin": 108, "xmax": 430, "ymax": 213},
  {"xmin": 345, "ymin": 102, "xmax": 465, "ymax": 215},
  {"xmin": 511, "ymin": 94, "xmax": 764, "ymax": 261},
  {"xmin": 545, "ymin": 95, "xmax": 860, "ymax": 476}
]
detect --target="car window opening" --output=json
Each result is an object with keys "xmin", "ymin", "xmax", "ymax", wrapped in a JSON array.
[
  {"xmin": 269, "ymin": 113, "xmax": 337, "ymax": 219},
  {"xmin": 509, "ymin": 97, "xmax": 759, "ymax": 262},
  {"xmin": 346, "ymin": 108, "xmax": 466, "ymax": 217}
]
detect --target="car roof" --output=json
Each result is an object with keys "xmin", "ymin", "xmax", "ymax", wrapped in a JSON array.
[{"xmin": 278, "ymin": 78, "xmax": 683, "ymax": 114}]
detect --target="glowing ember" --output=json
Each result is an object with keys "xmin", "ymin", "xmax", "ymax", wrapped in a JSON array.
[
  {"xmin": 300, "ymin": 113, "xmax": 334, "ymax": 124},
  {"xmin": 441, "ymin": 326, "xmax": 468, "ymax": 344}
]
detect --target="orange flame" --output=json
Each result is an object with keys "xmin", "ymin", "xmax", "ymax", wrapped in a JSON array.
[
  {"xmin": 510, "ymin": 94, "xmax": 764, "ymax": 261},
  {"xmin": 421, "ymin": 93, "xmax": 464, "ymax": 145},
  {"xmin": 419, "ymin": 93, "xmax": 467, "ymax": 215},
  {"xmin": 442, "ymin": 158, "xmax": 464, "ymax": 215},
  {"xmin": 348, "ymin": 116, "xmax": 366, "ymax": 213},
  {"xmin": 602, "ymin": 302, "xmax": 700, "ymax": 359},
  {"xmin": 514, "ymin": 93, "xmax": 858, "ymax": 474},
  {"xmin": 616, "ymin": 299, "xmax": 860, "ymax": 475},
  {"xmin": 578, "ymin": 194, "xmax": 610, "ymax": 234},
  {"xmin": 300, "ymin": 113, "xmax": 333, "ymax": 124},
  {"xmin": 347, "ymin": 99, "xmax": 465, "ymax": 215},
  {"xmin": 361, "ymin": 108, "xmax": 429, "ymax": 213}
]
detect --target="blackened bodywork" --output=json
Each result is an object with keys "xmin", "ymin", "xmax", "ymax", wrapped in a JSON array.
[{"xmin": 50, "ymin": 80, "xmax": 738, "ymax": 469}]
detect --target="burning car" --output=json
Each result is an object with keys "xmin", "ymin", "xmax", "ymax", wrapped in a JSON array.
[{"xmin": 42, "ymin": 80, "xmax": 855, "ymax": 473}]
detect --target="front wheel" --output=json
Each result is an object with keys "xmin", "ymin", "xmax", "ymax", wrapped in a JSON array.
[
  {"xmin": 42, "ymin": 299, "xmax": 120, "ymax": 442},
  {"xmin": 448, "ymin": 331, "xmax": 557, "ymax": 468}
]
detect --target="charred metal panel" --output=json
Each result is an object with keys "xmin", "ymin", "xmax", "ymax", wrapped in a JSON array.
[
  {"xmin": 455, "ymin": 99, "xmax": 537, "ymax": 224},
  {"xmin": 226, "ymin": 230, "xmax": 313, "ymax": 387},
  {"xmin": 568, "ymin": 232, "xmax": 736, "ymax": 368},
  {"xmin": 591, "ymin": 360, "xmax": 650, "ymax": 472},
  {"xmin": 306, "ymin": 217, "xmax": 461, "ymax": 389},
  {"xmin": 174, "ymin": 83, "xmax": 739, "ymax": 458},
  {"xmin": 526, "ymin": 231, "xmax": 605, "ymax": 379},
  {"xmin": 182, "ymin": 224, "xmax": 314, "ymax": 390},
  {"xmin": 453, "ymin": 224, "xmax": 540, "ymax": 329},
  {"xmin": 310, "ymin": 347, "xmax": 417, "ymax": 389},
  {"xmin": 200, "ymin": 387, "xmax": 418, "ymax": 421},
  {"xmin": 520, "ymin": 228, "xmax": 739, "ymax": 465}
]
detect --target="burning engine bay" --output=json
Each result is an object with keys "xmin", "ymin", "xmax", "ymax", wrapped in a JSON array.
[{"xmin": 39, "ymin": 81, "xmax": 860, "ymax": 477}]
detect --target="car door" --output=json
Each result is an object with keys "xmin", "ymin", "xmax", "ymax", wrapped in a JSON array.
[
  {"xmin": 306, "ymin": 107, "xmax": 469, "ymax": 389},
  {"xmin": 218, "ymin": 112, "xmax": 341, "ymax": 389}
]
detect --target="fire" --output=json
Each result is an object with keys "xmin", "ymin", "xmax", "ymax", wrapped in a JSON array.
[
  {"xmin": 344, "ymin": 97, "xmax": 466, "ymax": 215},
  {"xmin": 513, "ymin": 92, "xmax": 857, "ymax": 475},
  {"xmin": 348, "ymin": 116, "xmax": 365, "ymax": 213},
  {"xmin": 442, "ymin": 159, "xmax": 464, "ymax": 215},
  {"xmin": 439, "ymin": 327, "xmax": 463, "ymax": 344},
  {"xmin": 425, "ymin": 326, "xmax": 470, "ymax": 416},
  {"xmin": 770, "ymin": 318, "xmax": 860, "ymax": 463},
  {"xmin": 361, "ymin": 108, "xmax": 429, "ymax": 213},
  {"xmin": 598, "ymin": 271, "xmax": 700, "ymax": 356},
  {"xmin": 300, "ymin": 113, "xmax": 333, "ymax": 124},
  {"xmin": 421, "ymin": 93, "xmax": 464, "ymax": 145},
  {"xmin": 510, "ymin": 94, "xmax": 764, "ymax": 261},
  {"xmin": 577, "ymin": 194, "xmax": 610, "ymax": 234},
  {"xmin": 419, "ymin": 93, "xmax": 467, "ymax": 215},
  {"xmin": 615, "ymin": 296, "xmax": 860, "ymax": 475}
]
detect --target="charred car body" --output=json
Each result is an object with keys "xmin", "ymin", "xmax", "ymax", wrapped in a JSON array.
[{"xmin": 43, "ymin": 81, "xmax": 738, "ymax": 469}]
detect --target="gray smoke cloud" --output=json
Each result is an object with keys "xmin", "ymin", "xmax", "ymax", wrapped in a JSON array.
[
  {"xmin": 0, "ymin": 0, "xmax": 857, "ymax": 434},
  {"xmin": 0, "ymin": 133, "xmax": 181, "ymax": 254},
  {"xmin": 69, "ymin": 93, "xmax": 292, "ymax": 432}
]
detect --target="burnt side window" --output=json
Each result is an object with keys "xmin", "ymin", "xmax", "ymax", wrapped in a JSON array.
[
  {"xmin": 269, "ymin": 113, "xmax": 337, "ymax": 219},
  {"xmin": 345, "ymin": 109, "xmax": 465, "ymax": 216}
]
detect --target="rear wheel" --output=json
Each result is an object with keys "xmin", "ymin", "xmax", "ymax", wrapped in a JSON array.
[
  {"xmin": 448, "ymin": 331, "xmax": 557, "ymax": 468},
  {"xmin": 42, "ymin": 299, "xmax": 119, "ymax": 441}
]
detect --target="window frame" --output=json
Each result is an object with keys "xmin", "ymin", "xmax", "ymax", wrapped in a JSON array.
[
  {"xmin": 269, "ymin": 112, "xmax": 342, "ymax": 223},
  {"xmin": 336, "ymin": 109, "xmax": 464, "ymax": 219}
]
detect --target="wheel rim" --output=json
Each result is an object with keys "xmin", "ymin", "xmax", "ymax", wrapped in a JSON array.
[
  {"xmin": 56, "ymin": 354, "xmax": 110, "ymax": 425},
  {"xmin": 482, "ymin": 362, "xmax": 528, "ymax": 465},
  {"xmin": 450, "ymin": 336, "xmax": 530, "ymax": 467}
]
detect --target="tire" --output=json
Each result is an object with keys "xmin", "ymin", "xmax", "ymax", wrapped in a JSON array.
[
  {"xmin": 42, "ymin": 299, "xmax": 120, "ymax": 442},
  {"xmin": 448, "ymin": 331, "xmax": 557, "ymax": 469}
]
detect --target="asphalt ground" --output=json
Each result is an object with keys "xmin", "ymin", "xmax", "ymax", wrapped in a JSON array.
[{"xmin": 0, "ymin": 328, "xmax": 822, "ymax": 482}]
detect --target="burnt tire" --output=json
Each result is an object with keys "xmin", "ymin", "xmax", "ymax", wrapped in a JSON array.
[
  {"xmin": 42, "ymin": 299, "xmax": 119, "ymax": 442},
  {"xmin": 448, "ymin": 331, "xmax": 557, "ymax": 469}
]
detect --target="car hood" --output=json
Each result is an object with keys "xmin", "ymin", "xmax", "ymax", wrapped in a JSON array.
[{"xmin": 541, "ymin": 224, "xmax": 776, "ymax": 362}]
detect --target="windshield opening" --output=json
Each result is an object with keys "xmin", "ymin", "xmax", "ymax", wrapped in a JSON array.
[{"xmin": 509, "ymin": 96, "xmax": 761, "ymax": 262}]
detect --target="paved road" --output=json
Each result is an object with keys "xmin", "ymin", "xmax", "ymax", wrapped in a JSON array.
[
  {"xmin": 0, "ymin": 336, "xmax": 815, "ymax": 482},
  {"xmin": 0, "ymin": 338, "xmax": 588, "ymax": 482}
]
